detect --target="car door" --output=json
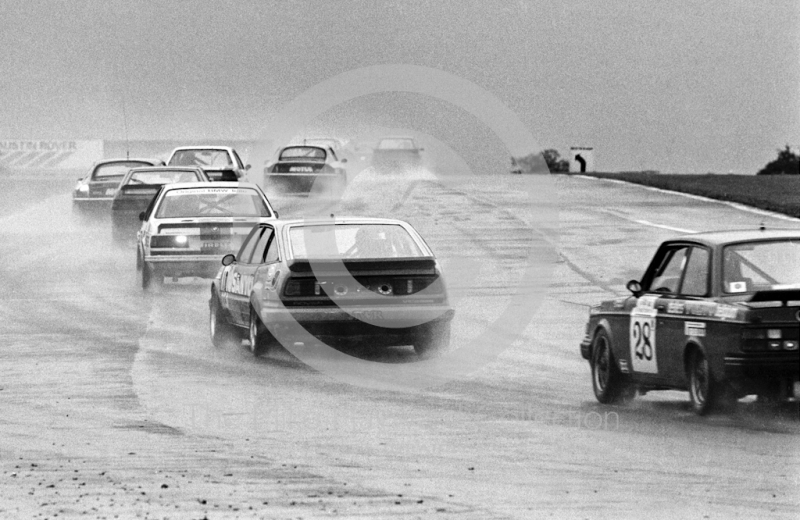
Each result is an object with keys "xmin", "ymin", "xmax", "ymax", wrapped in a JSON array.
[
  {"xmin": 225, "ymin": 226, "xmax": 264, "ymax": 325},
  {"xmin": 652, "ymin": 245, "xmax": 711, "ymax": 385},
  {"xmin": 627, "ymin": 244, "xmax": 691, "ymax": 385}
]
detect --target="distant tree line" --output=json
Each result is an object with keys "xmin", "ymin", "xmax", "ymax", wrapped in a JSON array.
[
  {"xmin": 511, "ymin": 149, "xmax": 569, "ymax": 174},
  {"xmin": 757, "ymin": 145, "xmax": 799, "ymax": 175}
]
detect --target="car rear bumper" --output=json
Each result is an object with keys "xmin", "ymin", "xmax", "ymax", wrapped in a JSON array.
[
  {"xmin": 144, "ymin": 255, "xmax": 223, "ymax": 278},
  {"xmin": 724, "ymin": 353, "xmax": 800, "ymax": 380},
  {"xmin": 260, "ymin": 303, "xmax": 454, "ymax": 338}
]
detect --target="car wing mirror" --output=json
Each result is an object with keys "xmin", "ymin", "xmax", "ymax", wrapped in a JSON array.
[
  {"xmin": 245, "ymin": 164, "xmax": 251, "ymax": 171},
  {"xmin": 138, "ymin": 211, "xmax": 146, "ymax": 221},
  {"xmin": 341, "ymin": 158, "xmax": 348, "ymax": 163},
  {"xmin": 221, "ymin": 254, "xmax": 236, "ymax": 266},
  {"xmin": 626, "ymin": 279, "xmax": 643, "ymax": 296}
]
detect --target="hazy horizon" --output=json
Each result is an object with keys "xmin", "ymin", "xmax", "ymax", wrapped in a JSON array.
[{"xmin": 1, "ymin": 0, "xmax": 797, "ymax": 174}]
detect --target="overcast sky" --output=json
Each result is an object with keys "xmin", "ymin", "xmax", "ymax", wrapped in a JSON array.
[{"xmin": 1, "ymin": 0, "xmax": 797, "ymax": 173}]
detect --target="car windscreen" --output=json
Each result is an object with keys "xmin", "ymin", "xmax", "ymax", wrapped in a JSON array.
[
  {"xmin": 377, "ymin": 138, "xmax": 415, "ymax": 150},
  {"xmin": 155, "ymin": 187, "xmax": 270, "ymax": 218},
  {"xmin": 93, "ymin": 161, "xmax": 152, "ymax": 179},
  {"xmin": 722, "ymin": 239, "xmax": 800, "ymax": 293},
  {"xmin": 279, "ymin": 146, "xmax": 326, "ymax": 161},
  {"xmin": 289, "ymin": 224, "xmax": 425, "ymax": 259},
  {"xmin": 127, "ymin": 170, "xmax": 201, "ymax": 185},
  {"xmin": 169, "ymin": 150, "xmax": 232, "ymax": 168}
]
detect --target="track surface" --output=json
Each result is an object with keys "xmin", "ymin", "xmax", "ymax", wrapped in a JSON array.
[{"xmin": 1, "ymin": 171, "xmax": 798, "ymax": 519}]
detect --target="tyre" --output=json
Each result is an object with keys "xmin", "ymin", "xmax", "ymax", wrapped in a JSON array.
[
  {"xmin": 248, "ymin": 306, "xmax": 276, "ymax": 357},
  {"xmin": 591, "ymin": 330, "xmax": 632, "ymax": 404},
  {"xmin": 413, "ymin": 321, "xmax": 451, "ymax": 359},
  {"xmin": 687, "ymin": 348, "xmax": 721, "ymax": 415},
  {"xmin": 209, "ymin": 294, "xmax": 238, "ymax": 348},
  {"xmin": 139, "ymin": 259, "xmax": 161, "ymax": 290}
]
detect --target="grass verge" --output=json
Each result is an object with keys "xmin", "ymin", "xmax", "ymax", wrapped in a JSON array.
[{"xmin": 579, "ymin": 172, "xmax": 800, "ymax": 219}]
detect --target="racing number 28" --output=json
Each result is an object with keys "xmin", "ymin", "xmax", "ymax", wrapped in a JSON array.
[{"xmin": 632, "ymin": 319, "xmax": 654, "ymax": 361}]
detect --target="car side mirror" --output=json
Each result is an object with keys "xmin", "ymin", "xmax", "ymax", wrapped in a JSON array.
[
  {"xmin": 273, "ymin": 211, "xmax": 279, "ymax": 219},
  {"xmin": 221, "ymin": 254, "xmax": 236, "ymax": 266},
  {"xmin": 245, "ymin": 164, "xmax": 251, "ymax": 171},
  {"xmin": 341, "ymin": 158, "xmax": 348, "ymax": 163},
  {"xmin": 138, "ymin": 211, "xmax": 146, "ymax": 221},
  {"xmin": 626, "ymin": 280, "xmax": 643, "ymax": 296}
]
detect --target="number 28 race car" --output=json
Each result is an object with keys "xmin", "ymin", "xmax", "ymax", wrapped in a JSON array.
[
  {"xmin": 136, "ymin": 182, "xmax": 276, "ymax": 289},
  {"xmin": 580, "ymin": 229, "xmax": 800, "ymax": 415},
  {"xmin": 209, "ymin": 217, "xmax": 454, "ymax": 358}
]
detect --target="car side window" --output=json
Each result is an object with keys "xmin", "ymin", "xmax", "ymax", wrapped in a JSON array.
[
  {"xmin": 251, "ymin": 227, "xmax": 275, "ymax": 264},
  {"xmin": 646, "ymin": 246, "xmax": 689, "ymax": 294},
  {"xmin": 232, "ymin": 150, "xmax": 244, "ymax": 169},
  {"xmin": 264, "ymin": 233, "xmax": 280, "ymax": 263},
  {"xmin": 680, "ymin": 247, "xmax": 709, "ymax": 296},
  {"xmin": 237, "ymin": 227, "xmax": 264, "ymax": 264}
]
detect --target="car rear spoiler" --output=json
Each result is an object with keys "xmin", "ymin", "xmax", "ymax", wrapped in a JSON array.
[
  {"xmin": 287, "ymin": 257, "xmax": 437, "ymax": 276},
  {"xmin": 748, "ymin": 289, "xmax": 800, "ymax": 306}
]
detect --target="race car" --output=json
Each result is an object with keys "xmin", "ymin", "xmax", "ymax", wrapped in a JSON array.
[
  {"xmin": 371, "ymin": 136, "xmax": 423, "ymax": 174},
  {"xmin": 111, "ymin": 166, "xmax": 209, "ymax": 244},
  {"xmin": 166, "ymin": 146, "xmax": 250, "ymax": 181},
  {"xmin": 208, "ymin": 217, "xmax": 454, "ymax": 358},
  {"xmin": 263, "ymin": 144, "xmax": 347, "ymax": 195},
  {"xmin": 136, "ymin": 181, "xmax": 277, "ymax": 289},
  {"xmin": 72, "ymin": 158, "xmax": 163, "ymax": 216},
  {"xmin": 580, "ymin": 229, "xmax": 800, "ymax": 414}
]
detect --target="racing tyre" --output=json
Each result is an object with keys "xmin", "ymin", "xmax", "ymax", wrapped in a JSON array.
[
  {"xmin": 209, "ymin": 294, "xmax": 238, "ymax": 348},
  {"xmin": 249, "ymin": 306, "xmax": 277, "ymax": 357},
  {"xmin": 413, "ymin": 321, "xmax": 451, "ymax": 359},
  {"xmin": 591, "ymin": 330, "xmax": 631, "ymax": 404},
  {"xmin": 687, "ymin": 348, "xmax": 721, "ymax": 415}
]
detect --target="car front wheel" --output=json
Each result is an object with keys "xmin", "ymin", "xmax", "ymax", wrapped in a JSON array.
[
  {"xmin": 591, "ymin": 330, "xmax": 632, "ymax": 404},
  {"xmin": 249, "ymin": 306, "xmax": 276, "ymax": 357},
  {"xmin": 209, "ymin": 294, "xmax": 239, "ymax": 348}
]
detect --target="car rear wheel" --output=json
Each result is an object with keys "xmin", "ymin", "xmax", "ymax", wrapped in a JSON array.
[
  {"xmin": 591, "ymin": 330, "xmax": 632, "ymax": 404},
  {"xmin": 687, "ymin": 348, "xmax": 723, "ymax": 415},
  {"xmin": 413, "ymin": 321, "xmax": 451, "ymax": 359},
  {"xmin": 209, "ymin": 294, "xmax": 238, "ymax": 348},
  {"xmin": 139, "ymin": 259, "xmax": 161, "ymax": 290},
  {"xmin": 249, "ymin": 306, "xmax": 276, "ymax": 357}
]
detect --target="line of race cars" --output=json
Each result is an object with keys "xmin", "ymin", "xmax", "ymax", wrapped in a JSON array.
[{"xmin": 71, "ymin": 143, "xmax": 799, "ymax": 414}]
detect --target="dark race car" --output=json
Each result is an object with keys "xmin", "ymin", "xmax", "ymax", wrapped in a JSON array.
[
  {"xmin": 580, "ymin": 229, "xmax": 800, "ymax": 414},
  {"xmin": 166, "ymin": 146, "xmax": 250, "ymax": 181},
  {"xmin": 136, "ymin": 182, "xmax": 277, "ymax": 289},
  {"xmin": 263, "ymin": 145, "xmax": 347, "ymax": 195},
  {"xmin": 111, "ymin": 166, "xmax": 209, "ymax": 244},
  {"xmin": 371, "ymin": 136, "xmax": 423, "ymax": 174},
  {"xmin": 72, "ymin": 158, "xmax": 163, "ymax": 217},
  {"xmin": 209, "ymin": 218, "xmax": 454, "ymax": 359}
]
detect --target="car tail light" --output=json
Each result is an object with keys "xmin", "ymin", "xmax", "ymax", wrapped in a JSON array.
[
  {"xmin": 150, "ymin": 235, "xmax": 189, "ymax": 248},
  {"xmin": 742, "ymin": 328, "xmax": 799, "ymax": 351}
]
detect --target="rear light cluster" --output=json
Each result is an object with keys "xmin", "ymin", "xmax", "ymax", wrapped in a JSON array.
[
  {"xmin": 283, "ymin": 276, "xmax": 441, "ymax": 298},
  {"xmin": 741, "ymin": 328, "xmax": 799, "ymax": 351},
  {"xmin": 150, "ymin": 235, "xmax": 189, "ymax": 248}
]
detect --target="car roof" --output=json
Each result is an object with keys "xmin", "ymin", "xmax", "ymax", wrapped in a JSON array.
[
  {"xmin": 169, "ymin": 146, "xmax": 235, "ymax": 153},
  {"xmin": 673, "ymin": 228, "xmax": 800, "ymax": 246},
  {"xmin": 160, "ymin": 181, "xmax": 261, "ymax": 191},
  {"xmin": 127, "ymin": 166, "xmax": 204, "ymax": 172},
  {"xmin": 96, "ymin": 158, "xmax": 160, "ymax": 165},
  {"xmin": 274, "ymin": 217, "xmax": 413, "ymax": 228}
]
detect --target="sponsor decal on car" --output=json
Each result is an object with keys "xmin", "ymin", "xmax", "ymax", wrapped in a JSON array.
[
  {"xmin": 289, "ymin": 166, "xmax": 314, "ymax": 172},
  {"xmin": 667, "ymin": 301, "xmax": 685, "ymax": 315},
  {"xmin": 684, "ymin": 321, "xmax": 706, "ymax": 337},
  {"xmin": 685, "ymin": 301, "xmax": 717, "ymax": 317},
  {"xmin": 630, "ymin": 296, "xmax": 658, "ymax": 374},
  {"xmin": 714, "ymin": 304, "xmax": 738, "ymax": 320}
]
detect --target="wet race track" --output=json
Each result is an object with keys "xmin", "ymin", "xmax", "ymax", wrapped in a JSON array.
[{"xmin": 1, "ymin": 169, "xmax": 799, "ymax": 519}]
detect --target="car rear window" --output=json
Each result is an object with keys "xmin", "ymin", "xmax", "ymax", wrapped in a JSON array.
[
  {"xmin": 155, "ymin": 187, "xmax": 270, "ymax": 219},
  {"xmin": 127, "ymin": 170, "xmax": 201, "ymax": 185},
  {"xmin": 723, "ymin": 239, "xmax": 800, "ymax": 293},
  {"xmin": 93, "ymin": 161, "xmax": 152, "ymax": 179},
  {"xmin": 169, "ymin": 150, "xmax": 232, "ymax": 168},
  {"xmin": 279, "ymin": 147, "xmax": 326, "ymax": 161},
  {"xmin": 289, "ymin": 224, "xmax": 424, "ymax": 259}
]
